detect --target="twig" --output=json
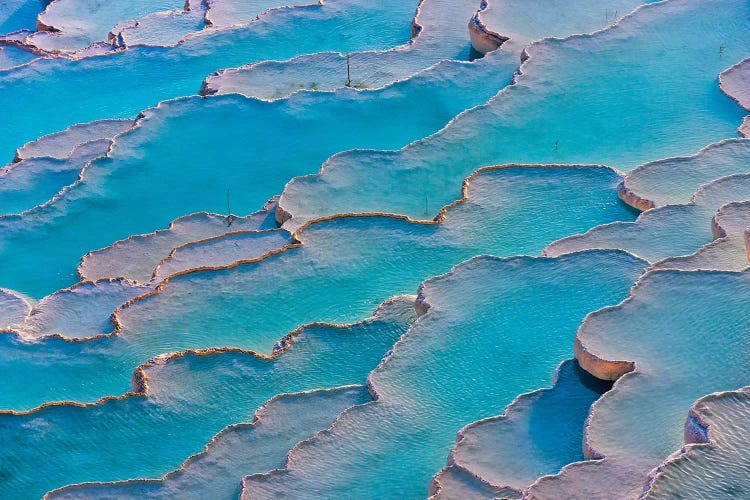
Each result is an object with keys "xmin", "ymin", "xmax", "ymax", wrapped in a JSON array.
[{"xmin": 345, "ymin": 53, "xmax": 352, "ymax": 88}]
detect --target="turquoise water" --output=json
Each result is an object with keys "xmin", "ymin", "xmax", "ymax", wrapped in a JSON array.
[
  {"xmin": 279, "ymin": 0, "xmax": 749, "ymax": 224},
  {"xmin": 443, "ymin": 359, "xmax": 611, "ymax": 492},
  {"xmin": 0, "ymin": 44, "xmax": 37, "ymax": 69},
  {"xmin": 240, "ymin": 251, "xmax": 646, "ymax": 497},
  {"xmin": 544, "ymin": 172, "xmax": 750, "ymax": 264},
  {"xmin": 529, "ymin": 270, "xmax": 750, "ymax": 498},
  {"xmin": 204, "ymin": 0, "xmax": 490, "ymax": 98},
  {"xmin": 0, "ymin": 0, "xmax": 43, "ymax": 31},
  {"xmin": 0, "ymin": 166, "xmax": 631, "ymax": 409},
  {"xmin": 0, "ymin": 142, "xmax": 106, "ymax": 215},
  {"xmin": 0, "ymin": 0, "xmax": 417, "ymax": 159},
  {"xmin": 0, "ymin": 298, "xmax": 414, "ymax": 497},
  {"xmin": 48, "ymin": 386, "xmax": 371, "ymax": 499},
  {"xmin": 3, "ymin": 0, "xmax": 750, "ymax": 496},
  {"xmin": 0, "ymin": 50, "xmax": 520, "ymax": 298}
]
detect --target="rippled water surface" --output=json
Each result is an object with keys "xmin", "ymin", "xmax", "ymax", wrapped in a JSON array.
[{"xmin": 2, "ymin": 0, "xmax": 750, "ymax": 497}]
